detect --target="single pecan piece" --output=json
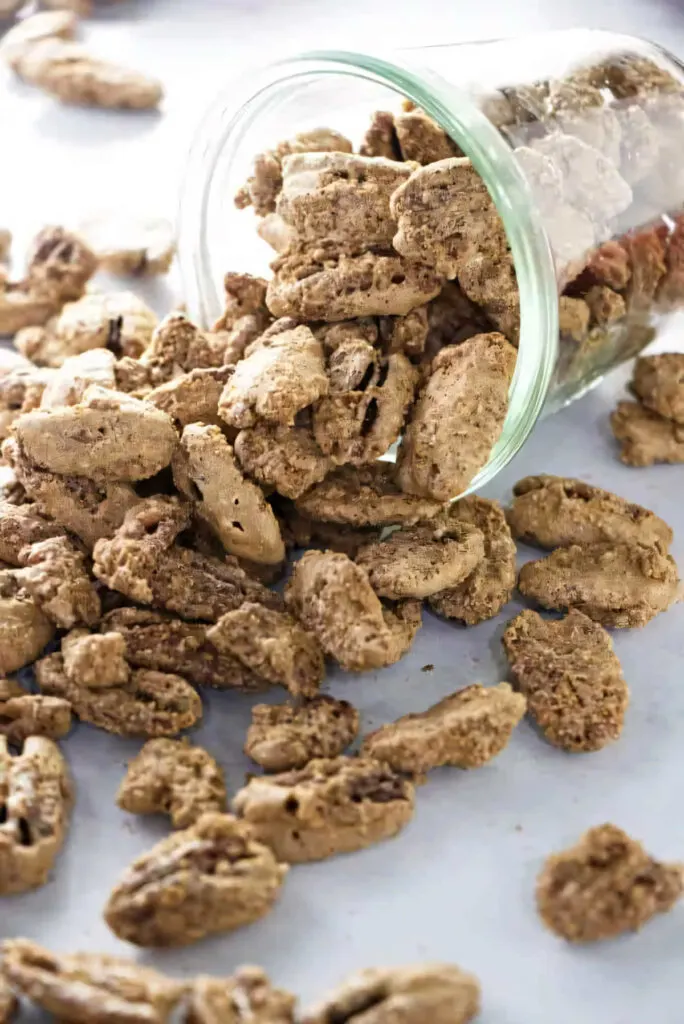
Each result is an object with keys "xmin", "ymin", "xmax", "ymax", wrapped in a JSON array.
[
  {"xmin": 185, "ymin": 967, "xmax": 295, "ymax": 1024},
  {"xmin": 62, "ymin": 628, "xmax": 130, "ymax": 688},
  {"xmin": 610, "ymin": 400, "xmax": 684, "ymax": 466},
  {"xmin": 0, "ymin": 678, "xmax": 72, "ymax": 747},
  {"xmin": 0, "ymin": 571, "xmax": 55, "ymax": 675},
  {"xmin": 631, "ymin": 353, "xmax": 684, "ymax": 425},
  {"xmin": 295, "ymin": 464, "xmax": 443, "ymax": 528},
  {"xmin": 0, "ymin": 500, "xmax": 64, "ymax": 566}
]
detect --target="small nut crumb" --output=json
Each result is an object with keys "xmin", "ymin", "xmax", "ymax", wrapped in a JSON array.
[
  {"xmin": 117, "ymin": 737, "xmax": 227, "ymax": 829},
  {"xmin": 536, "ymin": 824, "xmax": 684, "ymax": 942},
  {"xmin": 186, "ymin": 968, "xmax": 295, "ymax": 1024},
  {"xmin": 611, "ymin": 399, "xmax": 684, "ymax": 466},
  {"xmin": 631, "ymin": 353, "xmax": 684, "ymax": 424},
  {"xmin": 245, "ymin": 696, "xmax": 360, "ymax": 772},
  {"xmin": 104, "ymin": 813, "xmax": 288, "ymax": 947},
  {"xmin": 62, "ymin": 628, "xmax": 129, "ymax": 688},
  {"xmin": 503, "ymin": 609, "xmax": 629, "ymax": 752},
  {"xmin": 0, "ymin": 677, "xmax": 71, "ymax": 747},
  {"xmin": 361, "ymin": 682, "xmax": 525, "ymax": 773},
  {"xmin": 295, "ymin": 464, "xmax": 444, "ymax": 528},
  {"xmin": 233, "ymin": 756, "xmax": 415, "ymax": 863},
  {"xmin": 79, "ymin": 213, "xmax": 175, "ymax": 276}
]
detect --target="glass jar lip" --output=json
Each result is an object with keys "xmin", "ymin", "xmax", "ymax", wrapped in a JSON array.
[{"xmin": 178, "ymin": 48, "xmax": 559, "ymax": 495}]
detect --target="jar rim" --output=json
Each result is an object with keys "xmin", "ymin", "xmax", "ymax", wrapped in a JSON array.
[{"xmin": 178, "ymin": 49, "xmax": 560, "ymax": 495}]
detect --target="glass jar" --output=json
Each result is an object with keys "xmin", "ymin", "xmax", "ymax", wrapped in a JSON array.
[{"xmin": 178, "ymin": 28, "xmax": 684, "ymax": 493}]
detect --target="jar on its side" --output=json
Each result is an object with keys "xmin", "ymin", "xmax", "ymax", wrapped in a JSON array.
[{"xmin": 178, "ymin": 29, "xmax": 684, "ymax": 492}]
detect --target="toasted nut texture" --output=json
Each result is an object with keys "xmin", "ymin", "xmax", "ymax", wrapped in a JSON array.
[
  {"xmin": 140, "ymin": 312, "xmax": 228, "ymax": 386},
  {"xmin": 277, "ymin": 152, "xmax": 411, "ymax": 250},
  {"xmin": 36, "ymin": 650, "xmax": 202, "ymax": 738},
  {"xmin": 17, "ymin": 39, "xmax": 163, "ymax": 110},
  {"xmin": 218, "ymin": 324, "xmax": 328, "ymax": 429},
  {"xmin": 536, "ymin": 824, "xmax": 684, "ymax": 942},
  {"xmin": 360, "ymin": 110, "xmax": 402, "ymax": 160},
  {"xmin": 1, "ymin": 938, "xmax": 184, "ymax": 1024},
  {"xmin": 397, "ymin": 334, "xmax": 517, "ymax": 501},
  {"xmin": 40, "ymin": 348, "xmax": 118, "ymax": 407},
  {"xmin": 362, "ymin": 683, "xmax": 525, "ymax": 774},
  {"xmin": 267, "ymin": 245, "xmax": 443, "ymax": 322},
  {"xmin": 508, "ymin": 475, "xmax": 673, "ymax": 550},
  {"xmin": 172, "ymin": 424, "xmax": 285, "ymax": 566},
  {"xmin": 295, "ymin": 464, "xmax": 443, "ymax": 528},
  {"xmin": 0, "ymin": 10, "xmax": 78, "ymax": 71},
  {"xmin": 93, "ymin": 498, "xmax": 280, "ymax": 621},
  {"xmin": 0, "ymin": 285, "xmax": 60, "ymax": 336},
  {"xmin": 208, "ymin": 603, "xmax": 324, "ymax": 698},
  {"xmin": 245, "ymin": 697, "xmax": 360, "ymax": 772},
  {"xmin": 0, "ymin": 500, "xmax": 64, "ymax": 565},
  {"xmin": 213, "ymin": 271, "xmax": 271, "ymax": 332},
  {"xmin": 186, "ymin": 968, "xmax": 296, "ymax": 1024},
  {"xmin": 426, "ymin": 497, "xmax": 515, "ymax": 624},
  {"xmin": 117, "ymin": 738, "xmax": 226, "ymax": 829},
  {"xmin": 101, "ymin": 607, "xmax": 268, "ymax": 691},
  {"xmin": 235, "ymin": 423, "xmax": 331, "ymax": 500},
  {"xmin": 26, "ymin": 225, "xmax": 98, "ymax": 304},
  {"xmin": 631, "ymin": 353, "xmax": 684, "ymax": 424},
  {"xmin": 0, "ymin": 571, "xmax": 55, "ymax": 675},
  {"xmin": 0, "ymin": 736, "xmax": 73, "ymax": 895},
  {"xmin": 0, "ymin": 367, "xmax": 54, "ymax": 440},
  {"xmin": 15, "ymin": 386, "xmax": 177, "ymax": 482},
  {"xmin": 395, "ymin": 109, "xmax": 462, "ymax": 163},
  {"xmin": 356, "ymin": 517, "xmax": 485, "ymax": 600},
  {"xmin": 611, "ymin": 400, "xmax": 684, "ymax": 466},
  {"xmin": 285, "ymin": 550, "xmax": 422, "ymax": 672},
  {"xmin": 0, "ymin": 678, "xmax": 71, "ymax": 747},
  {"xmin": 233, "ymin": 756, "xmax": 415, "ymax": 863},
  {"xmin": 518, "ymin": 542, "xmax": 679, "ymax": 628},
  {"xmin": 301, "ymin": 963, "xmax": 481, "ymax": 1024},
  {"xmin": 503, "ymin": 609, "xmax": 629, "ymax": 752},
  {"xmin": 79, "ymin": 214, "xmax": 176, "ymax": 277},
  {"xmin": 146, "ymin": 366, "xmax": 232, "ymax": 429},
  {"xmin": 17, "ymin": 536, "xmax": 101, "ymax": 628},
  {"xmin": 558, "ymin": 296, "xmax": 590, "ymax": 341},
  {"xmin": 62, "ymin": 628, "xmax": 130, "ymax": 688},
  {"xmin": 104, "ymin": 813, "xmax": 288, "ymax": 947}
]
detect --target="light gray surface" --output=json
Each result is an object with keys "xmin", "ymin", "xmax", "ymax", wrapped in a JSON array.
[{"xmin": 2, "ymin": 1, "xmax": 684, "ymax": 1021}]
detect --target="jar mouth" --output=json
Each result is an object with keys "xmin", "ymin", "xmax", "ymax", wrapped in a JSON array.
[{"xmin": 178, "ymin": 49, "xmax": 559, "ymax": 495}]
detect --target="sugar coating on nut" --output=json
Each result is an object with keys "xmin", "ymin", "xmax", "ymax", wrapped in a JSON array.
[
  {"xmin": 558, "ymin": 296, "xmax": 590, "ymax": 342},
  {"xmin": 507, "ymin": 474, "xmax": 673, "ymax": 551},
  {"xmin": 0, "ymin": 571, "xmax": 55, "ymax": 675},
  {"xmin": 235, "ymin": 422, "xmax": 331, "ymax": 501},
  {"xmin": 395, "ymin": 108, "xmax": 462, "ymax": 164},
  {"xmin": 295, "ymin": 464, "xmax": 444, "ymax": 527},
  {"xmin": 245, "ymin": 697, "xmax": 359, "ymax": 773},
  {"xmin": 233, "ymin": 756, "xmax": 415, "ymax": 863},
  {"xmin": 17, "ymin": 536, "xmax": 101, "ymax": 629},
  {"xmin": 146, "ymin": 366, "xmax": 232, "ymax": 428},
  {"xmin": 62, "ymin": 628, "xmax": 130, "ymax": 688},
  {"xmin": 40, "ymin": 348, "xmax": 119, "ymax": 408},
  {"xmin": 518, "ymin": 541, "xmax": 679, "ymax": 628},
  {"xmin": 631, "ymin": 353, "xmax": 684, "ymax": 424},
  {"xmin": 0, "ymin": 678, "xmax": 71, "ymax": 747},
  {"xmin": 360, "ymin": 110, "xmax": 402, "ymax": 161},
  {"xmin": 186, "ymin": 968, "xmax": 295, "ymax": 1024},
  {"xmin": 79, "ymin": 214, "xmax": 176, "ymax": 277},
  {"xmin": 0, "ymin": 500, "xmax": 64, "ymax": 566},
  {"xmin": 0, "ymin": 368, "xmax": 54, "ymax": 441},
  {"xmin": 584, "ymin": 285, "xmax": 626, "ymax": 326},
  {"xmin": 536, "ymin": 824, "xmax": 684, "ymax": 942},
  {"xmin": 117, "ymin": 738, "xmax": 227, "ymax": 829},
  {"xmin": 611, "ymin": 400, "xmax": 684, "ymax": 466},
  {"xmin": 503, "ymin": 609, "xmax": 629, "ymax": 752},
  {"xmin": 140, "ymin": 311, "xmax": 229, "ymax": 386},
  {"xmin": 26, "ymin": 225, "xmax": 98, "ymax": 305},
  {"xmin": 456, "ymin": 246, "xmax": 520, "ymax": 344},
  {"xmin": 104, "ymin": 813, "xmax": 288, "ymax": 947}
]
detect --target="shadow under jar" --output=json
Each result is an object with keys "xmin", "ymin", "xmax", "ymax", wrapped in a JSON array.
[{"xmin": 178, "ymin": 29, "xmax": 684, "ymax": 494}]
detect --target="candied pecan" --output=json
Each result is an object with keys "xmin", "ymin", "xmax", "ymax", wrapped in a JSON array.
[
  {"xmin": 245, "ymin": 697, "xmax": 359, "ymax": 773},
  {"xmin": 0, "ymin": 571, "xmax": 55, "ymax": 675},
  {"xmin": 79, "ymin": 214, "xmax": 175, "ymax": 277},
  {"xmin": 558, "ymin": 296, "xmax": 590, "ymax": 342},
  {"xmin": 208, "ymin": 603, "xmax": 324, "ymax": 698},
  {"xmin": 0, "ymin": 678, "xmax": 71, "ymax": 747},
  {"xmin": 631, "ymin": 353, "xmax": 684, "ymax": 424},
  {"xmin": 233, "ymin": 756, "xmax": 415, "ymax": 863},
  {"xmin": 1, "ymin": 939, "xmax": 184, "ymax": 1024},
  {"xmin": 92, "ymin": 497, "xmax": 281, "ymax": 621},
  {"xmin": 117, "ymin": 738, "xmax": 226, "ymax": 829},
  {"xmin": 507, "ymin": 474, "xmax": 672, "ymax": 551},
  {"xmin": 0, "ymin": 10, "xmax": 78, "ymax": 71},
  {"xmin": 186, "ymin": 968, "xmax": 295, "ymax": 1024},
  {"xmin": 104, "ymin": 813, "xmax": 288, "ymax": 947},
  {"xmin": 356, "ymin": 517, "xmax": 485, "ymax": 600},
  {"xmin": 0, "ymin": 501, "xmax": 63, "ymax": 565},
  {"xmin": 360, "ymin": 110, "xmax": 402, "ymax": 160},
  {"xmin": 14, "ymin": 386, "xmax": 178, "ymax": 482},
  {"xmin": 257, "ymin": 213, "xmax": 296, "ymax": 254},
  {"xmin": 274, "ymin": 498, "xmax": 380, "ymax": 559},
  {"xmin": 235, "ymin": 422, "xmax": 331, "ymax": 501},
  {"xmin": 536, "ymin": 824, "xmax": 684, "ymax": 942},
  {"xmin": 623, "ymin": 227, "xmax": 667, "ymax": 309},
  {"xmin": 212, "ymin": 272, "xmax": 270, "ymax": 332},
  {"xmin": 582, "ymin": 240, "xmax": 632, "ymax": 290},
  {"xmin": 139, "ymin": 312, "xmax": 227, "ymax": 387},
  {"xmin": 267, "ymin": 244, "xmax": 443, "ymax": 322},
  {"xmin": 172, "ymin": 424, "xmax": 284, "ymax": 566},
  {"xmin": 36, "ymin": 650, "xmax": 202, "ymax": 737},
  {"xmin": 611, "ymin": 399, "xmax": 684, "ymax": 466},
  {"xmin": 428, "ymin": 496, "xmax": 516, "ymax": 625},
  {"xmin": 285, "ymin": 550, "xmax": 421, "ymax": 672},
  {"xmin": 425, "ymin": 282, "xmax": 493, "ymax": 350},
  {"xmin": 0, "ymin": 283, "xmax": 60, "ymax": 337},
  {"xmin": 0, "ymin": 736, "xmax": 73, "ymax": 895},
  {"xmin": 397, "ymin": 334, "xmax": 517, "ymax": 501},
  {"xmin": 146, "ymin": 366, "xmax": 232, "ymax": 428},
  {"xmin": 394, "ymin": 109, "xmax": 462, "ymax": 163},
  {"xmin": 101, "ymin": 606, "xmax": 268, "ymax": 691},
  {"xmin": 40, "ymin": 348, "xmax": 118, "ymax": 408},
  {"xmin": 25, "ymin": 225, "xmax": 97, "ymax": 305},
  {"xmin": 584, "ymin": 284, "xmax": 626, "ymax": 326},
  {"xmin": 301, "ymin": 964, "xmax": 479, "ymax": 1024},
  {"xmin": 315, "ymin": 317, "xmax": 379, "ymax": 353},
  {"xmin": 378, "ymin": 306, "xmax": 429, "ymax": 359},
  {"xmin": 591, "ymin": 54, "xmax": 683, "ymax": 98},
  {"xmin": 456, "ymin": 247, "xmax": 520, "ymax": 344},
  {"xmin": 62, "ymin": 628, "xmax": 130, "ymax": 688},
  {"xmin": 16, "ymin": 536, "xmax": 100, "ymax": 629},
  {"xmin": 0, "ymin": 367, "xmax": 53, "ymax": 441},
  {"xmin": 503, "ymin": 609, "xmax": 629, "ymax": 752},
  {"xmin": 218, "ymin": 324, "xmax": 328, "ymax": 429},
  {"xmin": 518, "ymin": 541, "xmax": 679, "ymax": 628},
  {"xmin": 295, "ymin": 464, "xmax": 443, "ymax": 527}
]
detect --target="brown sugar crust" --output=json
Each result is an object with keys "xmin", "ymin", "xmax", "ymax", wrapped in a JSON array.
[
  {"xmin": 362, "ymin": 683, "xmax": 525, "ymax": 774},
  {"xmin": 536, "ymin": 823, "xmax": 684, "ymax": 942},
  {"xmin": 139, "ymin": 314, "xmax": 227, "ymax": 387},
  {"xmin": 285, "ymin": 550, "xmax": 421, "ymax": 672},
  {"xmin": 611, "ymin": 400, "xmax": 684, "ymax": 466},
  {"xmin": 0, "ymin": 736, "xmax": 73, "ymax": 895},
  {"xmin": 379, "ymin": 306, "xmax": 429, "ymax": 360},
  {"xmin": 295, "ymin": 464, "xmax": 443, "ymax": 528},
  {"xmin": 359, "ymin": 110, "xmax": 402, "ymax": 161},
  {"xmin": 631, "ymin": 353, "xmax": 684, "ymax": 424},
  {"xmin": 172, "ymin": 424, "xmax": 285, "ymax": 566},
  {"xmin": 503, "ymin": 609, "xmax": 629, "ymax": 751},
  {"xmin": 117, "ymin": 738, "xmax": 227, "ymax": 829},
  {"xmin": 208, "ymin": 603, "xmax": 324, "ymax": 698},
  {"xmin": 235, "ymin": 423, "xmax": 331, "ymax": 500},
  {"xmin": 104, "ymin": 813, "xmax": 288, "ymax": 948},
  {"xmin": 0, "ymin": 678, "xmax": 71, "ymax": 748},
  {"xmin": 0, "ymin": 500, "xmax": 64, "ymax": 565},
  {"xmin": 146, "ymin": 366, "xmax": 233, "ymax": 429},
  {"xmin": 355, "ymin": 518, "xmax": 485, "ymax": 600},
  {"xmin": 456, "ymin": 245, "xmax": 520, "ymax": 344},
  {"xmin": 36, "ymin": 651, "xmax": 202, "ymax": 738},
  {"xmin": 397, "ymin": 334, "xmax": 517, "ymax": 501},
  {"xmin": 26, "ymin": 226, "xmax": 98, "ymax": 305},
  {"xmin": 1, "ymin": 938, "xmax": 184, "ymax": 1024},
  {"xmin": 395, "ymin": 109, "xmax": 462, "ymax": 163},
  {"xmin": 245, "ymin": 696, "xmax": 359, "ymax": 772},
  {"xmin": 0, "ymin": 367, "xmax": 53, "ymax": 441},
  {"xmin": 232, "ymin": 756, "xmax": 415, "ymax": 863},
  {"xmin": 0, "ymin": 571, "xmax": 55, "ymax": 675},
  {"xmin": 62, "ymin": 628, "xmax": 130, "ymax": 689},
  {"xmin": 17, "ymin": 536, "xmax": 101, "ymax": 629},
  {"xmin": 40, "ymin": 348, "xmax": 118, "ymax": 408},
  {"xmin": 517, "ymin": 541, "xmax": 679, "ymax": 628},
  {"xmin": 301, "ymin": 963, "xmax": 481, "ymax": 1024},
  {"xmin": 186, "ymin": 967, "xmax": 295, "ymax": 1024},
  {"xmin": 508, "ymin": 474, "xmax": 673, "ymax": 551}
]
